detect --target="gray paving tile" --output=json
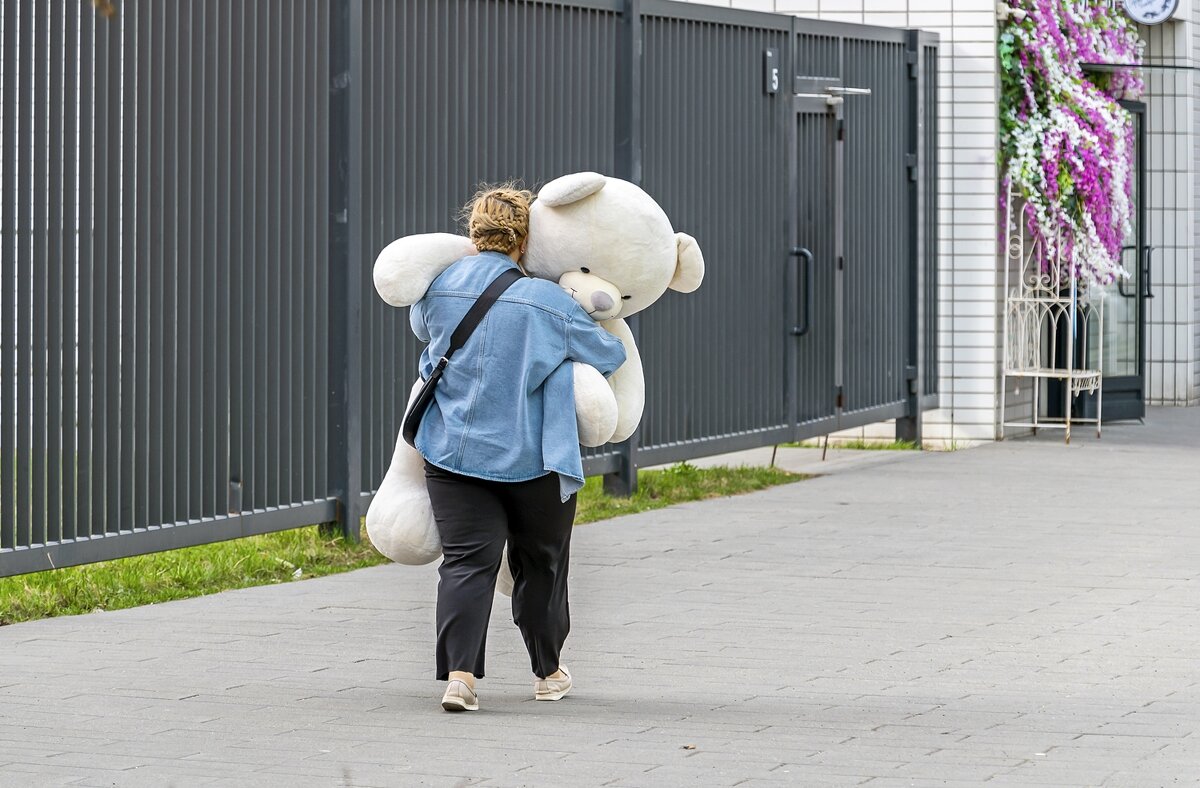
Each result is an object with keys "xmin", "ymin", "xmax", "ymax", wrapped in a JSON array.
[{"xmin": 1, "ymin": 408, "xmax": 1199, "ymax": 785}]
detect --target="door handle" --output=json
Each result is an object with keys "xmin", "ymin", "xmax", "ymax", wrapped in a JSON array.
[
  {"xmin": 1143, "ymin": 245, "xmax": 1154, "ymax": 299},
  {"xmin": 790, "ymin": 247, "xmax": 814, "ymax": 336},
  {"xmin": 1117, "ymin": 245, "xmax": 1137, "ymax": 298}
]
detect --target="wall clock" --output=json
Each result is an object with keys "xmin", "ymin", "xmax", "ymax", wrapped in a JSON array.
[{"xmin": 1123, "ymin": 0, "xmax": 1180, "ymax": 24}]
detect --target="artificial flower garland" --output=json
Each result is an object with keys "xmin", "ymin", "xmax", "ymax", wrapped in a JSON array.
[{"xmin": 999, "ymin": 0, "xmax": 1142, "ymax": 285}]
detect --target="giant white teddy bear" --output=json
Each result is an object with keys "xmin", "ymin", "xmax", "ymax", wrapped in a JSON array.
[{"xmin": 367, "ymin": 172, "xmax": 705, "ymax": 592}]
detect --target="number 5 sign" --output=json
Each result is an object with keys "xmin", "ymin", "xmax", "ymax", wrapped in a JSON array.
[{"xmin": 764, "ymin": 49, "xmax": 780, "ymax": 95}]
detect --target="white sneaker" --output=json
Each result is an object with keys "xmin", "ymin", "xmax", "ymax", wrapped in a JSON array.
[
  {"xmin": 441, "ymin": 679, "xmax": 479, "ymax": 712},
  {"xmin": 534, "ymin": 665, "xmax": 572, "ymax": 701}
]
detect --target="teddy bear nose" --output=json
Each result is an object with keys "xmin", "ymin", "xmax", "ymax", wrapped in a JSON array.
[{"xmin": 590, "ymin": 291, "xmax": 615, "ymax": 313}]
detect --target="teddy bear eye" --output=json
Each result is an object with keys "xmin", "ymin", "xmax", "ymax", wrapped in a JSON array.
[
  {"xmin": 580, "ymin": 267, "xmax": 590, "ymax": 274},
  {"xmin": 621, "ymin": 295, "xmax": 631, "ymax": 300}
]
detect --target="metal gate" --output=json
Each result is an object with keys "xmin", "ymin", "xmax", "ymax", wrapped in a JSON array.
[
  {"xmin": 792, "ymin": 91, "xmax": 840, "ymax": 433},
  {"xmin": 785, "ymin": 28, "xmax": 941, "ymax": 443},
  {"xmin": 0, "ymin": 0, "xmax": 937, "ymax": 577},
  {"xmin": 631, "ymin": 6, "xmax": 940, "ymax": 469}
]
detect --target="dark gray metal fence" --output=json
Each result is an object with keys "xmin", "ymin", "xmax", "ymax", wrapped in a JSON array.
[
  {"xmin": 0, "ymin": 0, "xmax": 937, "ymax": 578},
  {"xmin": 353, "ymin": 0, "xmax": 624, "ymax": 516},
  {"xmin": 1, "ymin": 0, "xmax": 335, "ymax": 576}
]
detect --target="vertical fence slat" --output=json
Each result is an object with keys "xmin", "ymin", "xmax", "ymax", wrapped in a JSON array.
[
  {"xmin": 187, "ymin": 0, "xmax": 204, "ymax": 520},
  {"xmin": 160, "ymin": 1, "xmax": 178, "ymax": 526},
  {"xmin": 204, "ymin": 1, "xmax": 221, "ymax": 518},
  {"xmin": 146, "ymin": 0, "xmax": 163, "ymax": 530},
  {"xmin": 361, "ymin": 0, "xmax": 376, "ymax": 488},
  {"xmin": 15, "ymin": 0, "xmax": 34, "ymax": 548},
  {"xmin": 118, "ymin": 1, "xmax": 137, "ymax": 532},
  {"xmin": 302, "ymin": 0, "xmax": 316, "ymax": 501},
  {"xmin": 155, "ymin": 2, "xmax": 170, "ymax": 525},
  {"xmin": 287, "ymin": 2, "xmax": 301, "ymax": 505},
  {"xmin": 0, "ymin": 0, "xmax": 17, "ymax": 550},
  {"xmin": 45, "ymin": 0, "xmax": 63, "ymax": 543},
  {"xmin": 60, "ymin": 1, "xmax": 78, "ymax": 543},
  {"xmin": 229, "ymin": 0, "xmax": 247, "ymax": 514},
  {"xmin": 174, "ymin": 2, "xmax": 193, "ymax": 522},
  {"xmin": 269, "ymin": 0, "xmax": 282, "ymax": 509},
  {"xmin": 327, "ymin": 0, "xmax": 364, "ymax": 537},
  {"xmin": 924, "ymin": 43, "xmax": 939, "ymax": 400},
  {"xmin": 178, "ymin": 0, "xmax": 196, "ymax": 519},
  {"xmin": 75, "ymin": 5, "xmax": 96, "ymax": 540},
  {"xmin": 102, "ymin": 8, "xmax": 121, "ymax": 535},
  {"xmin": 133, "ymin": 0, "xmax": 150, "ymax": 531},
  {"xmin": 90, "ymin": 3, "xmax": 111, "ymax": 537},
  {"xmin": 316, "ymin": 0, "xmax": 329, "ymax": 502},
  {"xmin": 250, "ymin": 0, "xmax": 265, "ymax": 511},
  {"xmin": 30, "ymin": 0, "xmax": 48, "ymax": 547},
  {"xmin": 217, "ymin": 0, "xmax": 232, "ymax": 516},
  {"xmin": 899, "ymin": 30, "xmax": 924, "ymax": 443}
]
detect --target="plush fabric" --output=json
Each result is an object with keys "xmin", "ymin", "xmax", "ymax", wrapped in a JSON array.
[
  {"xmin": 366, "ymin": 173, "xmax": 705, "ymax": 598},
  {"xmin": 364, "ymin": 381, "xmax": 440, "ymax": 565},
  {"xmin": 523, "ymin": 173, "xmax": 705, "ymax": 444},
  {"xmin": 373, "ymin": 233, "xmax": 476, "ymax": 308}
]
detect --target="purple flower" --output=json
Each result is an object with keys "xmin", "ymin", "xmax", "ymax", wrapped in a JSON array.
[{"xmin": 1000, "ymin": 0, "xmax": 1140, "ymax": 282}]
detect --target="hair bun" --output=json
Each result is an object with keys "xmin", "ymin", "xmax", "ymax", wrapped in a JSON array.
[{"xmin": 463, "ymin": 183, "xmax": 534, "ymax": 254}]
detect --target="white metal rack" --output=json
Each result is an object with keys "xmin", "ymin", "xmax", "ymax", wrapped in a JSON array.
[{"xmin": 1000, "ymin": 185, "xmax": 1104, "ymax": 444}]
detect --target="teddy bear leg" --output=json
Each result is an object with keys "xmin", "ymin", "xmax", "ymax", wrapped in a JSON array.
[
  {"xmin": 573, "ymin": 362, "xmax": 619, "ymax": 447},
  {"xmin": 599, "ymin": 317, "xmax": 646, "ymax": 444},
  {"xmin": 364, "ymin": 381, "xmax": 443, "ymax": 565},
  {"xmin": 364, "ymin": 430, "xmax": 442, "ymax": 565}
]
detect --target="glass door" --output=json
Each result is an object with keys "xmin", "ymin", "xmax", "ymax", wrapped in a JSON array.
[
  {"xmin": 1106, "ymin": 100, "xmax": 1149, "ymax": 419},
  {"xmin": 1077, "ymin": 100, "xmax": 1147, "ymax": 421}
]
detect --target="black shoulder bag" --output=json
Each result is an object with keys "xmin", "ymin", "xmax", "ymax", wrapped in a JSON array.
[{"xmin": 402, "ymin": 267, "xmax": 525, "ymax": 447}]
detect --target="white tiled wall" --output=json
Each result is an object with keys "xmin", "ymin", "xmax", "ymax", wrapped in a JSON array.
[
  {"xmin": 1193, "ymin": 6, "xmax": 1200, "ymax": 406},
  {"xmin": 681, "ymin": 0, "xmax": 1001, "ymax": 443},
  {"xmin": 1141, "ymin": 18, "xmax": 1199, "ymax": 406}
]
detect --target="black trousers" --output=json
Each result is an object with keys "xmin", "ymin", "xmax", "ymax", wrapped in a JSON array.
[{"xmin": 424, "ymin": 461, "xmax": 576, "ymax": 681}]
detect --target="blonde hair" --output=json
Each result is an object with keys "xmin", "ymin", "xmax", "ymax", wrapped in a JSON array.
[{"xmin": 463, "ymin": 183, "xmax": 534, "ymax": 254}]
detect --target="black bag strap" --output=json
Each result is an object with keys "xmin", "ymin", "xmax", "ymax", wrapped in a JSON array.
[
  {"xmin": 401, "ymin": 266, "xmax": 525, "ymax": 448},
  {"xmin": 444, "ymin": 266, "xmax": 526, "ymax": 363}
]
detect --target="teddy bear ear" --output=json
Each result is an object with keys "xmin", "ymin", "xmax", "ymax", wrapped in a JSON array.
[
  {"xmin": 538, "ymin": 172, "xmax": 607, "ymax": 207},
  {"xmin": 669, "ymin": 232, "xmax": 705, "ymax": 293}
]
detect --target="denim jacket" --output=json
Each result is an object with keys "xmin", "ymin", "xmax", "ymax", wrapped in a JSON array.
[{"xmin": 410, "ymin": 252, "xmax": 627, "ymax": 498}]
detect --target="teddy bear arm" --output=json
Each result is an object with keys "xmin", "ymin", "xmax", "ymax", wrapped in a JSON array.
[{"xmin": 373, "ymin": 233, "xmax": 476, "ymax": 307}]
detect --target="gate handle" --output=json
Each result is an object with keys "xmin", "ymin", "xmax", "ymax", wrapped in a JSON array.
[{"xmin": 790, "ymin": 247, "xmax": 814, "ymax": 336}]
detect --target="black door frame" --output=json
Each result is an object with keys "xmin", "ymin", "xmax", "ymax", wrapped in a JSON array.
[
  {"xmin": 1105, "ymin": 98, "xmax": 1150, "ymax": 421},
  {"xmin": 1054, "ymin": 99, "xmax": 1148, "ymax": 423},
  {"xmin": 1074, "ymin": 99, "xmax": 1148, "ymax": 422}
]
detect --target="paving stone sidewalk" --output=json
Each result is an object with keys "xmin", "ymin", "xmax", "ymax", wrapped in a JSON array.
[{"xmin": 2, "ymin": 409, "xmax": 1199, "ymax": 787}]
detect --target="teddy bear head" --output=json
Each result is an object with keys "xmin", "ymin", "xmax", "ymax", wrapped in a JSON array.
[{"xmin": 523, "ymin": 172, "xmax": 704, "ymax": 319}]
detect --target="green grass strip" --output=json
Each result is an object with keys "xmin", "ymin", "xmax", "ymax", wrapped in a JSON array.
[{"xmin": 0, "ymin": 463, "xmax": 803, "ymax": 626}]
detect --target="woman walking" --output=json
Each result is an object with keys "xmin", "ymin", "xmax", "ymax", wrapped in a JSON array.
[{"xmin": 407, "ymin": 185, "xmax": 627, "ymax": 712}]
